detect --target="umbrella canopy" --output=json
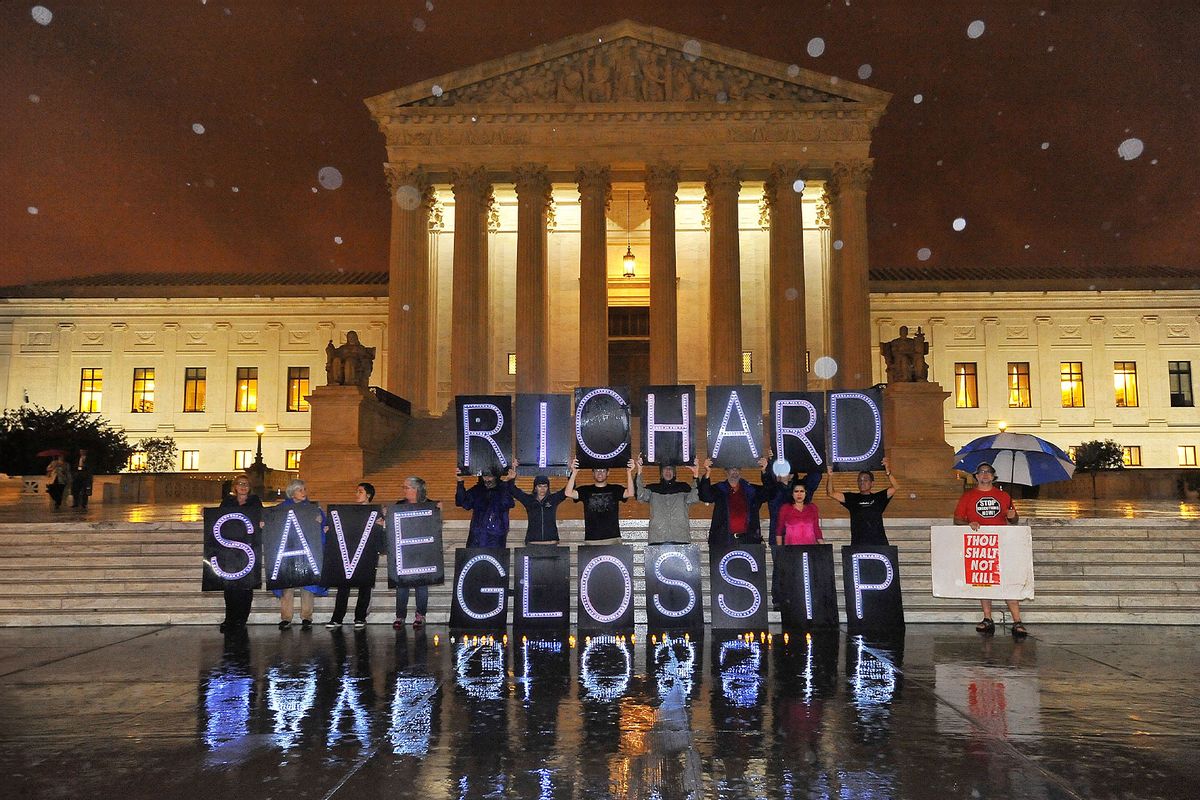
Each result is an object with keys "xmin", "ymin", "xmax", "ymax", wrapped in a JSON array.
[
  {"xmin": 953, "ymin": 432, "xmax": 1075, "ymax": 486},
  {"xmin": 36, "ymin": 448, "xmax": 67, "ymax": 458}
]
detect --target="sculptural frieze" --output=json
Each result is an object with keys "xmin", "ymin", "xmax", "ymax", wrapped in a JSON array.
[{"xmin": 407, "ymin": 40, "xmax": 850, "ymax": 108}]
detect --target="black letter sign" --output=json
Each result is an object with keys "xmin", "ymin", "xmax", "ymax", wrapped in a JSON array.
[{"xmin": 203, "ymin": 506, "xmax": 262, "ymax": 591}]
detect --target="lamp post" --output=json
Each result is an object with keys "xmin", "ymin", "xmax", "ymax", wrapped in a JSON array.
[
  {"xmin": 253, "ymin": 424, "xmax": 266, "ymax": 467},
  {"xmin": 997, "ymin": 421, "xmax": 1008, "ymax": 434},
  {"xmin": 249, "ymin": 424, "xmax": 267, "ymax": 499}
]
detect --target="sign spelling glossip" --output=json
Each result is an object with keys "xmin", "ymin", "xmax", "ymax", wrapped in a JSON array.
[
  {"xmin": 577, "ymin": 544, "xmax": 636, "ymax": 631},
  {"xmin": 202, "ymin": 506, "xmax": 262, "ymax": 591},
  {"xmin": 514, "ymin": 546, "xmax": 570, "ymax": 629},
  {"xmin": 263, "ymin": 503, "xmax": 325, "ymax": 590},
  {"xmin": 456, "ymin": 395, "xmax": 513, "ymax": 476},
  {"xmin": 643, "ymin": 544, "xmax": 704, "ymax": 630},
  {"xmin": 841, "ymin": 545, "xmax": 905, "ymax": 631},
  {"xmin": 709, "ymin": 544, "xmax": 770, "ymax": 629},
  {"xmin": 776, "ymin": 544, "xmax": 839, "ymax": 629},
  {"xmin": 451, "ymin": 547, "xmax": 510, "ymax": 629},
  {"xmin": 574, "ymin": 386, "xmax": 632, "ymax": 469}
]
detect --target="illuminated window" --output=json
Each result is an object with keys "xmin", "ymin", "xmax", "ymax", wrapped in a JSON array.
[
  {"xmin": 183, "ymin": 367, "xmax": 207, "ymax": 412},
  {"xmin": 79, "ymin": 368, "xmax": 103, "ymax": 413},
  {"xmin": 181, "ymin": 450, "xmax": 200, "ymax": 471},
  {"xmin": 1121, "ymin": 445, "xmax": 1141, "ymax": 467},
  {"xmin": 742, "ymin": 351, "xmax": 753, "ymax": 374},
  {"xmin": 1113, "ymin": 361, "xmax": 1138, "ymax": 407},
  {"xmin": 127, "ymin": 452, "xmax": 148, "ymax": 471},
  {"xmin": 507, "ymin": 353, "xmax": 516, "ymax": 376},
  {"xmin": 235, "ymin": 367, "xmax": 258, "ymax": 412},
  {"xmin": 287, "ymin": 367, "xmax": 310, "ymax": 412},
  {"xmin": 1007, "ymin": 362, "xmax": 1031, "ymax": 408},
  {"xmin": 131, "ymin": 368, "xmax": 155, "ymax": 413},
  {"xmin": 954, "ymin": 362, "xmax": 978, "ymax": 408},
  {"xmin": 233, "ymin": 450, "xmax": 253, "ymax": 470},
  {"xmin": 1180, "ymin": 445, "xmax": 1198, "ymax": 467},
  {"xmin": 1067, "ymin": 445, "xmax": 1079, "ymax": 462},
  {"xmin": 1061, "ymin": 362, "xmax": 1085, "ymax": 408},
  {"xmin": 286, "ymin": 449, "xmax": 302, "ymax": 470},
  {"xmin": 1169, "ymin": 361, "xmax": 1194, "ymax": 407}
]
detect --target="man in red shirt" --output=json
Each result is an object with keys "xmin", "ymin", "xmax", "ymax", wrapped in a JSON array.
[{"xmin": 953, "ymin": 462, "xmax": 1026, "ymax": 638}]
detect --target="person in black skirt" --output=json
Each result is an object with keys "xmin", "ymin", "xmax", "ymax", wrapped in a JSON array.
[{"xmin": 218, "ymin": 475, "xmax": 261, "ymax": 632}]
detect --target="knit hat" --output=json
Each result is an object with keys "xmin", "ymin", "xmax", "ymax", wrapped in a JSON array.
[{"xmin": 533, "ymin": 475, "xmax": 550, "ymax": 487}]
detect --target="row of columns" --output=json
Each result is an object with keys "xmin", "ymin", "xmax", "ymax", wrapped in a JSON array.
[{"xmin": 384, "ymin": 161, "xmax": 873, "ymax": 413}]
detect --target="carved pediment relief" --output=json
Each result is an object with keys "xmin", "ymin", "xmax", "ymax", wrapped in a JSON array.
[
  {"xmin": 1006, "ymin": 326, "xmax": 1029, "ymax": 340},
  {"xmin": 1059, "ymin": 325, "xmax": 1082, "ymax": 339},
  {"xmin": 408, "ymin": 38, "xmax": 849, "ymax": 108},
  {"xmin": 1166, "ymin": 324, "xmax": 1191, "ymax": 339},
  {"xmin": 953, "ymin": 326, "xmax": 976, "ymax": 340}
]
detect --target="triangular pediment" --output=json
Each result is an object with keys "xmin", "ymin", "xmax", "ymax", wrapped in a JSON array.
[{"xmin": 366, "ymin": 19, "xmax": 890, "ymax": 113}]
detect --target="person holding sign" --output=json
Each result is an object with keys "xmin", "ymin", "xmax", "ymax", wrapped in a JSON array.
[
  {"xmin": 217, "ymin": 474, "xmax": 261, "ymax": 632},
  {"xmin": 953, "ymin": 462, "xmax": 1026, "ymax": 639},
  {"xmin": 763, "ymin": 452, "xmax": 822, "ymax": 608},
  {"xmin": 325, "ymin": 482, "xmax": 383, "ymax": 630},
  {"xmin": 698, "ymin": 456, "xmax": 769, "ymax": 548},
  {"xmin": 508, "ymin": 463, "xmax": 567, "ymax": 545},
  {"xmin": 455, "ymin": 466, "xmax": 516, "ymax": 548},
  {"xmin": 394, "ymin": 476, "xmax": 439, "ymax": 629},
  {"xmin": 565, "ymin": 457, "xmax": 635, "ymax": 544},
  {"xmin": 825, "ymin": 457, "xmax": 900, "ymax": 546},
  {"xmin": 634, "ymin": 456, "xmax": 700, "ymax": 544},
  {"xmin": 775, "ymin": 482, "xmax": 825, "ymax": 546},
  {"xmin": 274, "ymin": 479, "xmax": 328, "ymax": 631}
]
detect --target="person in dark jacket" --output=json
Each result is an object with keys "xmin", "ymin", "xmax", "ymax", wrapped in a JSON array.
[
  {"xmin": 455, "ymin": 466, "xmax": 516, "ymax": 548},
  {"xmin": 70, "ymin": 448, "xmax": 93, "ymax": 510},
  {"xmin": 394, "ymin": 475, "xmax": 440, "ymax": 629},
  {"xmin": 325, "ymin": 482, "xmax": 383, "ymax": 630},
  {"xmin": 698, "ymin": 456, "xmax": 769, "ymax": 548},
  {"xmin": 218, "ymin": 474, "xmax": 262, "ymax": 632},
  {"xmin": 508, "ymin": 463, "xmax": 567, "ymax": 545}
]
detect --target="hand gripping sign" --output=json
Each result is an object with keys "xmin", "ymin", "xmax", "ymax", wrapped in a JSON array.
[
  {"xmin": 516, "ymin": 393, "xmax": 572, "ymax": 476},
  {"xmin": 385, "ymin": 501, "xmax": 445, "ymax": 588},
  {"xmin": 841, "ymin": 545, "xmax": 905, "ymax": 632},
  {"xmin": 263, "ymin": 503, "xmax": 324, "ymax": 590},
  {"xmin": 641, "ymin": 385, "xmax": 695, "ymax": 466},
  {"xmin": 202, "ymin": 506, "xmax": 262, "ymax": 591},
  {"xmin": 456, "ymin": 395, "xmax": 513, "ymax": 476},
  {"xmin": 574, "ymin": 386, "xmax": 632, "ymax": 469},
  {"xmin": 930, "ymin": 525, "xmax": 1035, "ymax": 600}
]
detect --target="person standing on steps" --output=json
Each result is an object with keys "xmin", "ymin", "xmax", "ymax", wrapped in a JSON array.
[
  {"xmin": 825, "ymin": 457, "xmax": 900, "ymax": 547},
  {"xmin": 508, "ymin": 461, "xmax": 567, "ymax": 545},
  {"xmin": 325, "ymin": 482, "xmax": 383, "ymax": 631},
  {"xmin": 565, "ymin": 457, "xmax": 636, "ymax": 544},
  {"xmin": 953, "ymin": 462, "xmax": 1026, "ymax": 639}
]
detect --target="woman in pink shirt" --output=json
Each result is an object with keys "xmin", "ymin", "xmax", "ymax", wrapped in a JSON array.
[{"xmin": 775, "ymin": 483, "xmax": 824, "ymax": 546}]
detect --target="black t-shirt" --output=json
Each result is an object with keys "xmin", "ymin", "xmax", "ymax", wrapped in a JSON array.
[
  {"xmin": 840, "ymin": 490, "xmax": 891, "ymax": 546},
  {"xmin": 575, "ymin": 484, "xmax": 627, "ymax": 540}
]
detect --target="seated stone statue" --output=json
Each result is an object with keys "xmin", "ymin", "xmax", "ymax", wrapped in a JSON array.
[
  {"xmin": 880, "ymin": 325, "xmax": 929, "ymax": 383},
  {"xmin": 325, "ymin": 330, "xmax": 376, "ymax": 387}
]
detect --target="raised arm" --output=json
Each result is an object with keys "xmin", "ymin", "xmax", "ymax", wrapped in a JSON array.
[
  {"xmin": 882, "ymin": 456, "xmax": 899, "ymax": 498},
  {"xmin": 454, "ymin": 469, "xmax": 471, "ymax": 509},
  {"xmin": 634, "ymin": 456, "xmax": 651, "ymax": 502},
  {"xmin": 825, "ymin": 465, "xmax": 846, "ymax": 504},
  {"xmin": 624, "ymin": 458, "xmax": 636, "ymax": 499},
  {"xmin": 564, "ymin": 457, "xmax": 580, "ymax": 500}
]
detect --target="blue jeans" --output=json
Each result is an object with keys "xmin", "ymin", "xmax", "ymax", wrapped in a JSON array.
[{"xmin": 395, "ymin": 585, "xmax": 428, "ymax": 619}]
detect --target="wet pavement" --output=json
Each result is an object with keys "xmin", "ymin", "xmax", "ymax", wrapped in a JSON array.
[{"xmin": 1, "ymin": 624, "xmax": 1197, "ymax": 799}]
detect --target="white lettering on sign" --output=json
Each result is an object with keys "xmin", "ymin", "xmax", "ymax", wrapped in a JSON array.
[
  {"xmin": 462, "ymin": 403, "xmax": 507, "ymax": 469},
  {"xmin": 210, "ymin": 512, "xmax": 256, "ymax": 581}
]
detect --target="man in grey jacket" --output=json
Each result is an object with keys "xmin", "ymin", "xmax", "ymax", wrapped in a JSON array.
[{"xmin": 634, "ymin": 456, "xmax": 700, "ymax": 544}]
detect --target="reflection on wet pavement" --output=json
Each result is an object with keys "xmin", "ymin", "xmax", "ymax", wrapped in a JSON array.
[{"xmin": 1, "ymin": 624, "xmax": 1198, "ymax": 798}]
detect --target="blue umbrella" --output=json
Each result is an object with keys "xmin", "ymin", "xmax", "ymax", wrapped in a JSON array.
[{"xmin": 953, "ymin": 432, "xmax": 1075, "ymax": 486}]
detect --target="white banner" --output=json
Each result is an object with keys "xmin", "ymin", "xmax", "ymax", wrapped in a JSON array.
[{"xmin": 930, "ymin": 525, "xmax": 1034, "ymax": 600}]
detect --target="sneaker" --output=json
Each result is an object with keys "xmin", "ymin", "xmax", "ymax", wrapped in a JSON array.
[
  {"xmin": 325, "ymin": 621, "xmax": 342, "ymax": 630},
  {"xmin": 278, "ymin": 619, "xmax": 292, "ymax": 630},
  {"xmin": 353, "ymin": 619, "xmax": 367, "ymax": 629},
  {"xmin": 392, "ymin": 618, "xmax": 405, "ymax": 630},
  {"xmin": 413, "ymin": 613, "xmax": 425, "ymax": 629},
  {"xmin": 301, "ymin": 619, "xmax": 313, "ymax": 630}
]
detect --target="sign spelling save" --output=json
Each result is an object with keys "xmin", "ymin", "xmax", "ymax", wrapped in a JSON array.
[{"xmin": 964, "ymin": 531, "xmax": 1001, "ymax": 586}]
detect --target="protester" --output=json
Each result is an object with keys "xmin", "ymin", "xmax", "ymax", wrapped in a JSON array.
[
  {"xmin": 325, "ymin": 482, "xmax": 383, "ymax": 630},
  {"xmin": 455, "ymin": 465, "xmax": 515, "ymax": 548},
  {"xmin": 775, "ymin": 482, "xmax": 824, "ymax": 545},
  {"xmin": 45, "ymin": 454, "xmax": 70, "ymax": 511},
  {"xmin": 633, "ymin": 456, "xmax": 699, "ymax": 544},
  {"xmin": 953, "ymin": 462, "xmax": 1026, "ymax": 638},
  {"xmin": 698, "ymin": 456, "xmax": 769, "ymax": 548},
  {"xmin": 394, "ymin": 475, "xmax": 436, "ymax": 629},
  {"xmin": 508, "ymin": 461, "xmax": 567, "ymax": 545},
  {"xmin": 70, "ymin": 448, "xmax": 93, "ymax": 510},
  {"xmin": 565, "ymin": 457, "xmax": 635, "ymax": 544},
  {"xmin": 825, "ymin": 456, "xmax": 900, "ymax": 547},
  {"xmin": 274, "ymin": 478, "xmax": 327, "ymax": 631},
  {"xmin": 217, "ymin": 474, "xmax": 261, "ymax": 632},
  {"xmin": 762, "ymin": 451, "xmax": 822, "ymax": 608}
]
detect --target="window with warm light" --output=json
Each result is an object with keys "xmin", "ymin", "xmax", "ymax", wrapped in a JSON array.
[
  {"xmin": 79, "ymin": 368, "xmax": 103, "ymax": 413},
  {"xmin": 286, "ymin": 450, "xmax": 302, "ymax": 470},
  {"xmin": 183, "ymin": 367, "xmax": 206, "ymax": 412},
  {"xmin": 181, "ymin": 450, "xmax": 200, "ymax": 471},
  {"xmin": 742, "ymin": 351, "xmax": 753, "ymax": 375},
  {"xmin": 287, "ymin": 367, "xmax": 310, "ymax": 412},
  {"xmin": 1169, "ymin": 361, "xmax": 1193, "ymax": 407},
  {"xmin": 235, "ymin": 367, "xmax": 258, "ymax": 412},
  {"xmin": 1007, "ymin": 362, "xmax": 1031, "ymax": 408},
  {"xmin": 954, "ymin": 362, "xmax": 978, "ymax": 408},
  {"xmin": 1113, "ymin": 361, "xmax": 1138, "ymax": 407},
  {"xmin": 1067, "ymin": 445, "xmax": 1079, "ymax": 462},
  {"xmin": 1121, "ymin": 445, "xmax": 1141, "ymax": 467},
  {"xmin": 507, "ymin": 353, "xmax": 516, "ymax": 376},
  {"xmin": 233, "ymin": 450, "xmax": 253, "ymax": 470},
  {"xmin": 1180, "ymin": 445, "xmax": 1198, "ymax": 467},
  {"xmin": 1061, "ymin": 362, "xmax": 1085, "ymax": 408},
  {"xmin": 131, "ymin": 368, "xmax": 155, "ymax": 413}
]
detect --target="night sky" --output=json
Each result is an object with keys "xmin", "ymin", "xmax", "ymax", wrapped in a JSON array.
[{"xmin": 3, "ymin": 1, "xmax": 1198, "ymax": 288}]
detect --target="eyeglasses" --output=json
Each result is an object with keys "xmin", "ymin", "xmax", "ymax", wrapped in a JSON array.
[{"xmin": 975, "ymin": 469, "xmax": 994, "ymax": 476}]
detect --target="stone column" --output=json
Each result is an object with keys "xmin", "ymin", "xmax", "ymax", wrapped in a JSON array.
[
  {"xmin": 828, "ymin": 159, "xmax": 874, "ymax": 388},
  {"xmin": 450, "ymin": 166, "xmax": 493, "ymax": 396},
  {"xmin": 765, "ymin": 161, "xmax": 807, "ymax": 391},
  {"xmin": 513, "ymin": 164, "xmax": 552, "ymax": 394},
  {"xmin": 706, "ymin": 163, "xmax": 743, "ymax": 386},
  {"xmin": 384, "ymin": 165, "xmax": 435, "ymax": 412},
  {"xmin": 576, "ymin": 164, "xmax": 611, "ymax": 386},
  {"xmin": 644, "ymin": 164, "xmax": 679, "ymax": 385}
]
